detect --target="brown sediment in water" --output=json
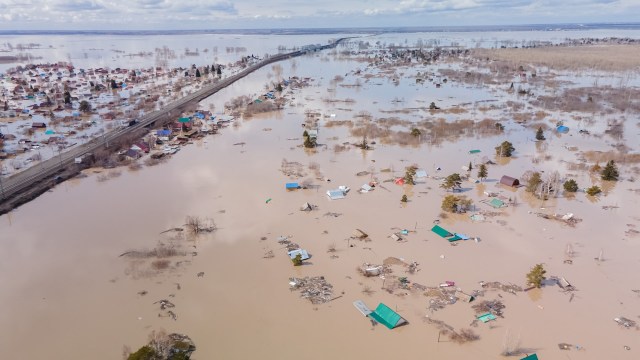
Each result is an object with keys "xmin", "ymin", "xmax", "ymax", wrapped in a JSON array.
[{"xmin": 2, "ymin": 38, "xmax": 640, "ymax": 360}]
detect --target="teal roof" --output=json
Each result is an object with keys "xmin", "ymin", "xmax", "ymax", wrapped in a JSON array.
[
  {"xmin": 431, "ymin": 225, "xmax": 453, "ymax": 238},
  {"xmin": 489, "ymin": 198, "xmax": 505, "ymax": 208},
  {"xmin": 369, "ymin": 303, "xmax": 405, "ymax": 329},
  {"xmin": 477, "ymin": 312, "xmax": 497, "ymax": 323},
  {"xmin": 469, "ymin": 149, "xmax": 481, "ymax": 154},
  {"xmin": 520, "ymin": 355, "xmax": 539, "ymax": 360}
]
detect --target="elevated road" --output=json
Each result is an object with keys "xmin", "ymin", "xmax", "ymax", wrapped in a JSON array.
[{"xmin": 0, "ymin": 38, "xmax": 349, "ymax": 204}]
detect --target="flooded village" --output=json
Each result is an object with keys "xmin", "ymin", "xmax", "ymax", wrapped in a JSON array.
[{"xmin": 1, "ymin": 28, "xmax": 640, "ymax": 360}]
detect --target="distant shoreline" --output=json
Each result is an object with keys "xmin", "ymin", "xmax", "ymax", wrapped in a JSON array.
[{"xmin": 1, "ymin": 22, "xmax": 640, "ymax": 36}]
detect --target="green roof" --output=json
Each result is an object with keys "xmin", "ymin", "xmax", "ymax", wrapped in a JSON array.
[
  {"xmin": 368, "ymin": 303, "xmax": 405, "ymax": 329},
  {"xmin": 489, "ymin": 198, "xmax": 505, "ymax": 208},
  {"xmin": 448, "ymin": 235, "xmax": 462, "ymax": 242},
  {"xmin": 431, "ymin": 225, "xmax": 453, "ymax": 238},
  {"xmin": 178, "ymin": 117, "xmax": 191, "ymax": 123},
  {"xmin": 477, "ymin": 312, "xmax": 497, "ymax": 323},
  {"xmin": 469, "ymin": 149, "xmax": 481, "ymax": 154},
  {"xmin": 520, "ymin": 355, "xmax": 539, "ymax": 360}
]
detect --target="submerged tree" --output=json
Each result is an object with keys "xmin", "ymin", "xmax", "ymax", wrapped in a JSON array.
[
  {"xmin": 495, "ymin": 141, "xmax": 515, "ymax": 157},
  {"xmin": 563, "ymin": 179, "xmax": 579, "ymax": 193},
  {"xmin": 302, "ymin": 130, "xmax": 316, "ymax": 148},
  {"xmin": 440, "ymin": 173, "xmax": 462, "ymax": 192},
  {"xmin": 526, "ymin": 263, "xmax": 546, "ymax": 288},
  {"xmin": 441, "ymin": 194, "xmax": 473, "ymax": 213},
  {"xmin": 525, "ymin": 171, "xmax": 542, "ymax": 194},
  {"xmin": 586, "ymin": 185, "xmax": 602, "ymax": 196},
  {"xmin": 126, "ymin": 330, "xmax": 196, "ymax": 360},
  {"xmin": 601, "ymin": 160, "xmax": 619, "ymax": 181},
  {"xmin": 404, "ymin": 166, "xmax": 417, "ymax": 185},
  {"xmin": 79, "ymin": 100, "xmax": 91, "ymax": 113},
  {"xmin": 292, "ymin": 253, "xmax": 303, "ymax": 266},
  {"xmin": 477, "ymin": 164, "xmax": 488, "ymax": 182},
  {"xmin": 535, "ymin": 127, "xmax": 545, "ymax": 141}
]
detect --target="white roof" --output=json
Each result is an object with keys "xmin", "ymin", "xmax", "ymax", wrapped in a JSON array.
[{"xmin": 326, "ymin": 190, "xmax": 346, "ymax": 200}]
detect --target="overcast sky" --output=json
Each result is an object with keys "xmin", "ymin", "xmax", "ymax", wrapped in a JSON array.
[{"xmin": 0, "ymin": 0, "xmax": 638, "ymax": 30}]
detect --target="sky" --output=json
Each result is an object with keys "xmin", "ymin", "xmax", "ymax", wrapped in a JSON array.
[{"xmin": 0, "ymin": 0, "xmax": 639, "ymax": 30}]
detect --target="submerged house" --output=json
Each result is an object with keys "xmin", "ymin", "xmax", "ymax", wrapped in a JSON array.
[
  {"xmin": 368, "ymin": 303, "xmax": 408, "ymax": 329},
  {"xmin": 286, "ymin": 182, "xmax": 301, "ymax": 190},
  {"xmin": 500, "ymin": 175, "xmax": 520, "ymax": 187},
  {"xmin": 488, "ymin": 198, "xmax": 506, "ymax": 209},
  {"xmin": 31, "ymin": 122, "xmax": 47, "ymax": 128},
  {"xmin": 352, "ymin": 301, "xmax": 408, "ymax": 329},
  {"xmin": 287, "ymin": 249, "xmax": 310, "ymax": 261}
]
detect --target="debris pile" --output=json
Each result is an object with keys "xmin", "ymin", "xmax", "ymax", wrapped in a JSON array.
[
  {"xmin": 155, "ymin": 299, "xmax": 177, "ymax": 320},
  {"xmin": 289, "ymin": 276, "xmax": 334, "ymax": 304},
  {"xmin": 535, "ymin": 212, "xmax": 583, "ymax": 227},
  {"xmin": 357, "ymin": 263, "xmax": 385, "ymax": 277},
  {"xmin": 472, "ymin": 300, "xmax": 506, "ymax": 317},
  {"xmin": 423, "ymin": 317, "xmax": 480, "ymax": 344},
  {"xmin": 480, "ymin": 281, "xmax": 523, "ymax": 294},
  {"xmin": 424, "ymin": 287, "xmax": 459, "ymax": 311}
]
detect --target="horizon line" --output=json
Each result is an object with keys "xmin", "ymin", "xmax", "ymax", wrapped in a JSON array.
[{"xmin": 1, "ymin": 21, "xmax": 640, "ymax": 35}]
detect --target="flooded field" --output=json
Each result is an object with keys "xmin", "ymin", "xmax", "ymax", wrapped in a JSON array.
[{"xmin": 1, "ymin": 29, "xmax": 640, "ymax": 359}]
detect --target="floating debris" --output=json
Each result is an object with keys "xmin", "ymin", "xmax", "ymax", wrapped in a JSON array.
[
  {"xmin": 323, "ymin": 212, "xmax": 342, "ymax": 218},
  {"xmin": 480, "ymin": 281, "xmax": 522, "ymax": 294},
  {"xmin": 155, "ymin": 299, "xmax": 175, "ymax": 310},
  {"xmin": 357, "ymin": 263, "xmax": 384, "ymax": 277},
  {"xmin": 614, "ymin": 317, "xmax": 637, "ymax": 328},
  {"xmin": 558, "ymin": 343, "xmax": 572, "ymax": 350},
  {"xmin": 289, "ymin": 276, "xmax": 334, "ymax": 304},
  {"xmin": 472, "ymin": 299, "xmax": 506, "ymax": 317}
]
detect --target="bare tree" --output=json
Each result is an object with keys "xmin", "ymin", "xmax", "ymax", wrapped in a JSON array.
[{"xmin": 185, "ymin": 216, "xmax": 216, "ymax": 233}]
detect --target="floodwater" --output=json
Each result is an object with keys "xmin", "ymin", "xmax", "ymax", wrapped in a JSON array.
[{"xmin": 2, "ymin": 30, "xmax": 640, "ymax": 359}]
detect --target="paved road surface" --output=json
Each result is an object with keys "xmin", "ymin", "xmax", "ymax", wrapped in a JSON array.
[{"xmin": 0, "ymin": 39, "xmax": 347, "ymax": 203}]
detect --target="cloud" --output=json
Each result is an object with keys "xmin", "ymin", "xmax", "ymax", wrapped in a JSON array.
[
  {"xmin": 54, "ymin": 0, "xmax": 104, "ymax": 12},
  {"xmin": 0, "ymin": 0, "xmax": 638, "ymax": 30}
]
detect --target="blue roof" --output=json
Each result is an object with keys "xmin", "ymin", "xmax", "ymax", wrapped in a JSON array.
[
  {"xmin": 556, "ymin": 125, "xmax": 569, "ymax": 133},
  {"xmin": 285, "ymin": 182, "xmax": 300, "ymax": 189},
  {"xmin": 156, "ymin": 129, "xmax": 171, "ymax": 136}
]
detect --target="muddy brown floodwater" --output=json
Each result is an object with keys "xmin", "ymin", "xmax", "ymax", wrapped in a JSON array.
[{"xmin": 2, "ymin": 37, "xmax": 640, "ymax": 360}]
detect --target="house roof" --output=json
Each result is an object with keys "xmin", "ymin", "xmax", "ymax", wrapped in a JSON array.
[
  {"xmin": 287, "ymin": 249, "xmax": 310, "ymax": 260},
  {"xmin": 285, "ymin": 182, "xmax": 300, "ymax": 189},
  {"xmin": 326, "ymin": 189, "xmax": 346, "ymax": 200},
  {"xmin": 431, "ymin": 225, "xmax": 453, "ymax": 238},
  {"xmin": 477, "ymin": 312, "xmax": 497, "ymax": 323},
  {"xmin": 500, "ymin": 175, "xmax": 519, "ymax": 186},
  {"xmin": 520, "ymin": 354, "xmax": 539, "ymax": 360},
  {"xmin": 489, "ymin": 198, "xmax": 505, "ymax": 208},
  {"xmin": 368, "ymin": 303, "xmax": 406, "ymax": 329}
]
